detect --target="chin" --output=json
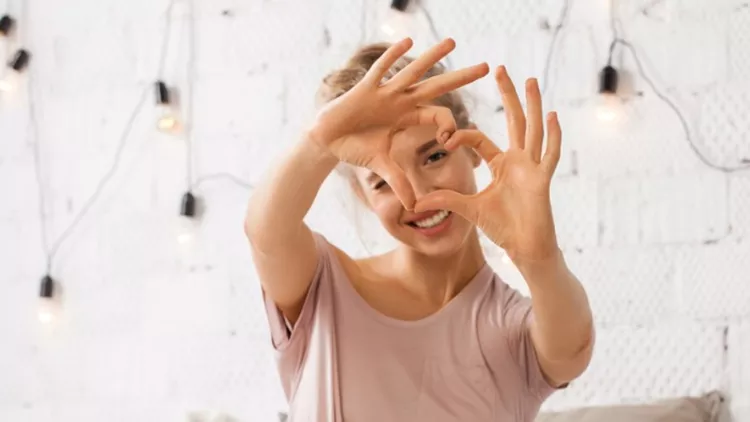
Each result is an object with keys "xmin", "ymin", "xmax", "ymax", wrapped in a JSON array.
[{"xmin": 391, "ymin": 211, "xmax": 474, "ymax": 258}]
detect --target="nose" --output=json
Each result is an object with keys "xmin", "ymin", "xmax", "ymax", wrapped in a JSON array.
[{"xmin": 407, "ymin": 172, "xmax": 433, "ymax": 202}]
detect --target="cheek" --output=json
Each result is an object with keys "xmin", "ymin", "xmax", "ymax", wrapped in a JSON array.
[
  {"xmin": 371, "ymin": 196, "xmax": 403, "ymax": 226},
  {"xmin": 433, "ymin": 156, "xmax": 477, "ymax": 191}
]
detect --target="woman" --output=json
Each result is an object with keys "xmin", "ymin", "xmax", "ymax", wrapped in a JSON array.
[{"xmin": 245, "ymin": 38, "xmax": 594, "ymax": 422}]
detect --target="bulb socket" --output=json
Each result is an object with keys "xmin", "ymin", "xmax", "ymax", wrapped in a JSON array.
[
  {"xmin": 390, "ymin": 0, "xmax": 409, "ymax": 12},
  {"xmin": 40, "ymin": 275, "xmax": 54, "ymax": 299},
  {"xmin": 180, "ymin": 191, "xmax": 196, "ymax": 217},
  {"xmin": 155, "ymin": 80, "xmax": 170, "ymax": 105},
  {"xmin": 0, "ymin": 15, "xmax": 14, "ymax": 36},
  {"xmin": 599, "ymin": 65, "xmax": 618, "ymax": 94},
  {"xmin": 8, "ymin": 49, "xmax": 30, "ymax": 72}
]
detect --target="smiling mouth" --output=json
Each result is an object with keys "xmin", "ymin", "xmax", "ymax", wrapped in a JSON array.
[{"xmin": 407, "ymin": 210, "xmax": 452, "ymax": 229}]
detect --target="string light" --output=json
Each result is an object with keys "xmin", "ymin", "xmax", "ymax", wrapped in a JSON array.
[
  {"xmin": 0, "ymin": 48, "xmax": 30, "ymax": 92},
  {"xmin": 604, "ymin": 0, "xmax": 750, "ymax": 172},
  {"xmin": 174, "ymin": 0, "xmax": 199, "ymax": 246},
  {"xmin": 37, "ymin": 275, "xmax": 58, "ymax": 324},
  {"xmin": 155, "ymin": 80, "xmax": 180, "ymax": 133},
  {"xmin": 596, "ymin": 64, "xmax": 622, "ymax": 122},
  {"xmin": 10, "ymin": 0, "xmax": 256, "ymax": 324},
  {"xmin": 176, "ymin": 191, "xmax": 198, "ymax": 245},
  {"xmin": 381, "ymin": 0, "xmax": 412, "ymax": 40},
  {"xmin": 0, "ymin": 14, "xmax": 15, "ymax": 37}
]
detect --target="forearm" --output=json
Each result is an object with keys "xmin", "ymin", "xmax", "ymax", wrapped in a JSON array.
[
  {"xmin": 518, "ymin": 251, "xmax": 594, "ymax": 368},
  {"xmin": 245, "ymin": 131, "xmax": 339, "ymax": 246}
]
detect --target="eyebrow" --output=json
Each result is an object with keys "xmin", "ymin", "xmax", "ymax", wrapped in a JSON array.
[{"xmin": 416, "ymin": 139, "xmax": 438, "ymax": 155}]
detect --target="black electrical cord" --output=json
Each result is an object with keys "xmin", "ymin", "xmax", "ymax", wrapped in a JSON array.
[
  {"xmin": 606, "ymin": 0, "xmax": 750, "ymax": 173},
  {"xmin": 540, "ymin": 0, "xmax": 572, "ymax": 96},
  {"xmin": 496, "ymin": 0, "xmax": 572, "ymax": 112},
  {"xmin": 32, "ymin": 0, "xmax": 177, "ymax": 275}
]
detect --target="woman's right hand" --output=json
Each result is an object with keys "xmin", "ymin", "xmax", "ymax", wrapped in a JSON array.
[{"xmin": 309, "ymin": 38, "xmax": 489, "ymax": 209}]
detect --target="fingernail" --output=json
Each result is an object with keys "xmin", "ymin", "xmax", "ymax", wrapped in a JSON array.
[{"xmin": 439, "ymin": 131, "xmax": 450, "ymax": 143}]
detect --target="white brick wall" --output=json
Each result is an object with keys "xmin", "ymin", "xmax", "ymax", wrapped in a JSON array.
[{"xmin": 1, "ymin": 0, "xmax": 749, "ymax": 421}]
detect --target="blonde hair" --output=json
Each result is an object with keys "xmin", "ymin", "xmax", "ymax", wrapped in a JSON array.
[{"xmin": 316, "ymin": 42, "xmax": 473, "ymax": 200}]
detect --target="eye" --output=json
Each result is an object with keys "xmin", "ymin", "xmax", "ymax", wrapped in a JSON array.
[
  {"xmin": 373, "ymin": 180, "xmax": 388, "ymax": 190},
  {"xmin": 426, "ymin": 150, "xmax": 448, "ymax": 164}
]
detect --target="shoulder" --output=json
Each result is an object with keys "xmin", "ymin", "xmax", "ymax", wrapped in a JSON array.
[
  {"xmin": 309, "ymin": 232, "xmax": 387, "ymax": 290},
  {"xmin": 479, "ymin": 269, "xmax": 529, "ymax": 304}
]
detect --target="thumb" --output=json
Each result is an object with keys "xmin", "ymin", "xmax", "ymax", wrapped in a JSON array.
[
  {"xmin": 414, "ymin": 189, "xmax": 476, "ymax": 222},
  {"xmin": 370, "ymin": 156, "xmax": 416, "ymax": 210}
]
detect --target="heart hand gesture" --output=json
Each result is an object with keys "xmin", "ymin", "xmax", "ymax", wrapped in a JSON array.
[
  {"xmin": 414, "ymin": 66, "xmax": 562, "ymax": 264},
  {"xmin": 310, "ymin": 38, "xmax": 489, "ymax": 209}
]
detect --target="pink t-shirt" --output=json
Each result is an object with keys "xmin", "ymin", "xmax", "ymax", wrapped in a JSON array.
[{"xmin": 263, "ymin": 233, "xmax": 560, "ymax": 421}]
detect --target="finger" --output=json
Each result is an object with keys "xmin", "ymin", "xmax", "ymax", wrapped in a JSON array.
[
  {"xmin": 414, "ymin": 189, "xmax": 477, "ymax": 222},
  {"xmin": 362, "ymin": 38, "xmax": 414, "ymax": 86},
  {"xmin": 524, "ymin": 78, "xmax": 543, "ymax": 162},
  {"xmin": 541, "ymin": 111, "xmax": 562, "ymax": 175},
  {"xmin": 408, "ymin": 62, "xmax": 490, "ymax": 102},
  {"xmin": 394, "ymin": 106, "xmax": 457, "ymax": 144},
  {"xmin": 387, "ymin": 38, "xmax": 456, "ymax": 90},
  {"xmin": 444, "ymin": 129, "xmax": 503, "ymax": 163},
  {"xmin": 370, "ymin": 156, "xmax": 416, "ymax": 210},
  {"xmin": 495, "ymin": 66, "xmax": 526, "ymax": 149}
]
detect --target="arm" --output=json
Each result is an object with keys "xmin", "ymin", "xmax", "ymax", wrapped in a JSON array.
[
  {"xmin": 244, "ymin": 132, "xmax": 338, "ymax": 325},
  {"xmin": 517, "ymin": 252, "xmax": 594, "ymax": 387},
  {"xmin": 412, "ymin": 67, "xmax": 594, "ymax": 388}
]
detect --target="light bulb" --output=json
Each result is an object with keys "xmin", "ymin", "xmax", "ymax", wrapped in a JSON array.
[
  {"xmin": 381, "ymin": 11, "xmax": 412, "ymax": 40},
  {"xmin": 0, "ymin": 49, "xmax": 30, "ymax": 93},
  {"xmin": 596, "ymin": 64, "xmax": 621, "ymax": 123},
  {"xmin": 381, "ymin": 0, "xmax": 412, "ymax": 41},
  {"xmin": 0, "ymin": 70, "xmax": 19, "ymax": 92},
  {"xmin": 38, "ymin": 298, "xmax": 57, "ymax": 324},
  {"xmin": 38, "ymin": 275, "xmax": 58, "ymax": 324},
  {"xmin": 175, "ymin": 191, "xmax": 198, "ymax": 245},
  {"xmin": 596, "ymin": 93, "xmax": 622, "ymax": 122},
  {"xmin": 157, "ymin": 104, "xmax": 179, "ymax": 132},
  {"xmin": 155, "ymin": 80, "xmax": 180, "ymax": 133},
  {"xmin": 175, "ymin": 216, "xmax": 197, "ymax": 245}
]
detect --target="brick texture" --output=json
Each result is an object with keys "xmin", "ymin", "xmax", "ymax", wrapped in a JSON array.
[{"xmin": 1, "ymin": 0, "xmax": 749, "ymax": 421}]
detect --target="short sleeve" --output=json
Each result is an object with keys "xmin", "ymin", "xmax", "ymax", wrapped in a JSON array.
[
  {"xmin": 478, "ymin": 278, "xmax": 564, "ymax": 410},
  {"xmin": 500, "ymin": 287, "xmax": 561, "ymax": 400},
  {"xmin": 260, "ymin": 232, "xmax": 333, "ymax": 396}
]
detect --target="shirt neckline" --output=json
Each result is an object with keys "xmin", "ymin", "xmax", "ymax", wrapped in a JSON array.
[{"xmin": 328, "ymin": 249, "xmax": 494, "ymax": 328}]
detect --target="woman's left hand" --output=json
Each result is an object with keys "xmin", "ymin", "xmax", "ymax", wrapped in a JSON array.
[{"xmin": 413, "ymin": 65, "xmax": 562, "ymax": 265}]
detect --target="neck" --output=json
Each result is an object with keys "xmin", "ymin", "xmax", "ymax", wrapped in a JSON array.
[{"xmin": 391, "ymin": 230, "xmax": 486, "ymax": 306}]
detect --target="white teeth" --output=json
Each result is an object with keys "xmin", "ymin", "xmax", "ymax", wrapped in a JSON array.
[{"xmin": 414, "ymin": 210, "xmax": 450, "ymax": 228}]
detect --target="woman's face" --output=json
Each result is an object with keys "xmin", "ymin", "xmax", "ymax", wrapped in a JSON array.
[{"xmin": 354, "ymin": 125, "xmax": 481, "ymax": 257}]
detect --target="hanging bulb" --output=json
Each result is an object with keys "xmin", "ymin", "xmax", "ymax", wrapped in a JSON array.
[
  {"xmin": 38, "ymin": 275, "xmax": 58, "ymax": 324},
  {"xmin": 381, "ymin": 0, "xmax": 412, "ymax": 41},
  {"xmin": 0, "ymin": 49, "xmax": 30, "ymax": 92},
  {"xmin": 596, "ymin": 95, "xmax": 622, "ymax": 122},
  {"xmin": 176, "ymin": 191, "xmax": 198, "ymax": 245},
  {"xmin": 155, "ymin": 80, "xmax": 180, "ymax": 133},
  {"xmin": 596, "ymin": 65, "xmax": 622, "ymax": 122},
  {"xmin": 0, "ymin": 15, "xmax": 15, "ymax": 37}
]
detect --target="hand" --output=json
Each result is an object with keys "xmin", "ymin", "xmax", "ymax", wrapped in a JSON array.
[
  {"xmin": 310, "ymin": 38, "xmax": 490, "ymax": 209},
  {"xmin": 414, "ymin": 66, "xmax": 562, "ymax": 264}
]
